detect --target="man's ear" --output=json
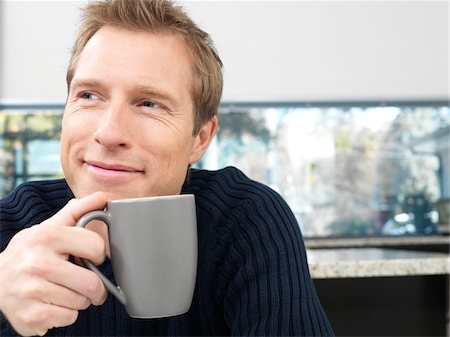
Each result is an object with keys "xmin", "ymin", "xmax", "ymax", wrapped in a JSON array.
[{"xmin": 189, "ymin": 116, "xmax": 218, "ymax": 164}]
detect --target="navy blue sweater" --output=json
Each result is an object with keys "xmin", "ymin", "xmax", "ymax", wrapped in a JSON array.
[{"xmin": 0, "ymin": 167, "xmax": 333, "ymax": 336}]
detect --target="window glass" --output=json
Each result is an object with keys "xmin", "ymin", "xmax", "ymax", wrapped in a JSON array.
[
  {"xmin": 0, "ymin": 108, "xmax": 63, "ymax": 196},
  {"xmin": 196, "ymin": 105, "xmax": 450, "ymax": 237},
  {"xmin": 1, "ymin": 104, "xmax": 449, "ymax": 237}
]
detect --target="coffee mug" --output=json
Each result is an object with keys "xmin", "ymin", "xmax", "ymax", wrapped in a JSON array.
[{"xmin": 75, "ymin": 194, "xmax": 197, "ymax": 318}]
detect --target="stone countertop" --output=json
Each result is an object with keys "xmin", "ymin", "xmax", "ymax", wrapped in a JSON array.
[
  {"xmin": 305, "ymin": 235, "xmax": 450, "ymax": 249},
  {"xmin": 307, "ymin": 248, "xmax": 450, "ymax": 279}
]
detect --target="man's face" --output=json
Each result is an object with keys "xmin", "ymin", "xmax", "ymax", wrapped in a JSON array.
[{"xmin": 61, "ymin": 26, "xmax": 215, "ymax": 199}]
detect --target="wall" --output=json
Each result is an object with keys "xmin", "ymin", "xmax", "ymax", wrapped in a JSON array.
[{"xmin": 1, "ymin": 0, "xmax": 448, "ymax": 104}]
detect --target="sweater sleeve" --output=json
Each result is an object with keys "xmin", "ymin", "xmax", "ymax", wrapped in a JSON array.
[{"xmin": 214, "ymin": 179, "xmax": 333, "ymax": 336}]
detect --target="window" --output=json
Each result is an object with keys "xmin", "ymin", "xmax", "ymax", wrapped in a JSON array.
[
  {"xmin": 0, "ymin": 107, "xmax": 63, "ymax": 196},
  {"xmin": 1, "ymin": 103, "xmax": 449, "ymax": 237},
  {"xmin": 196, "ymin": 104, "xmax": 450, "ymax": 237}
]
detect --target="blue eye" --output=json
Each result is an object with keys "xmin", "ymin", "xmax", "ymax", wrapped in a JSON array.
[
  {"xmin": 142, "ymin": 101, "xmax": 156, "ymax": 108},
  {"xmin": 81, "ymin": 92, "xmax": 95, "ymax": 99}
]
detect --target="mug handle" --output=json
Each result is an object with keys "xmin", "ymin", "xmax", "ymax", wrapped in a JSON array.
[{"xmin": 75, "ymin": 210, "xmax": 127, "ymax": 305}]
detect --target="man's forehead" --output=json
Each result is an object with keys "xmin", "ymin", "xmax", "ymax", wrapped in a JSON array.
[{"xmin": 78, "ymin": 26, "xmax": 193, "ymax": 76}]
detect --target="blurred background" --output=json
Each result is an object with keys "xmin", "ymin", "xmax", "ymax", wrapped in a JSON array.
[{"xmin": 1, "ymin": 1, "xmax": 448, "ymax": 238}]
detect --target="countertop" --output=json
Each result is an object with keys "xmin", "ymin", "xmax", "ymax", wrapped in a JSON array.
[
  {"xmin": 305, "ymin": 235, "xmax": 450, "ymax": 249},
  {"xmin": 307, "ymin": 247, "xmax": 450, "ymax": 279}
]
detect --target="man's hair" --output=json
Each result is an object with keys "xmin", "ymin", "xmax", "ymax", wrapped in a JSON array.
[{"xmin": 66, "ymin": 0, "xmax": 223, "ymax": 134}]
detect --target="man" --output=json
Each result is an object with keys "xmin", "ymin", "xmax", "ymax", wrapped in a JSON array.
[{"xmin": 0, "ymin": 0, "xmax": 333, "ymax": 336}]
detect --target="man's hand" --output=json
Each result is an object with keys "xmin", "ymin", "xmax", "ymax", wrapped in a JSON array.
[{"xmin": 0, "ymin": 192, "xmax": 109, "ymax": 336}]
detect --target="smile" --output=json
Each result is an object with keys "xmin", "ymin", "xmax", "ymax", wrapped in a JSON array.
[{"xmin": 85, "ymin": 161, "xmax": 144, "ymax": 179}]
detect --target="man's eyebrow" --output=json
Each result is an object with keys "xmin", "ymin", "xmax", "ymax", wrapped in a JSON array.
[
  {"xmin": 137, "ymin": 85, "xmax": 175, "ymax": 98},
  {"xmin": 70, "ymin": 79, "xmax": 106, "ymax": 91},
  {"xmin": 136, "ymin": 86, "xmax": 180, "ymax": 108}
]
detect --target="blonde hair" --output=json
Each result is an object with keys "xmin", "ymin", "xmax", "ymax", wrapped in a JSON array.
[{"xmin": 66, "ymin": 0, "xmax": 223, "ymax": 134}]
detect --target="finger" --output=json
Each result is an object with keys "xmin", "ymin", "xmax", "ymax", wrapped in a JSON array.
[
  {"xmin": 47, "ymin": 259, "xmax": 107, "ymax": 306},
  {"xmin": 16, "ymin": 302, "xmax": 78, "ymax": 336},
  {"xmin": 47, "ymin": 286, "xmax": 91, "ymax": 310},
  {"xmin": 25, "ymin": 224, "xmax": 106, "ymax": 264},
  {"xmin": 41, "ymin": 225, "xmax": 106, "ymax": 264},
  {"xmin": 35, "ymin": 304, "xmax": 79, "ymax": 332},
  {"xmin": 41, "ymin": 192, "xmax": 108, "ymax": 227},
  {"xmin": 28, "ymin": 279, "xmax": 91, "ymax": 310}
]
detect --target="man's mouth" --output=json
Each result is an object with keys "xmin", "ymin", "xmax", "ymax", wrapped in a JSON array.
[{"xmin": 84, "ymin": 161, "xmax": 144, "ymax": 179}]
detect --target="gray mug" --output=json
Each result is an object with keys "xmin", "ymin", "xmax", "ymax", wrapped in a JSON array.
[{"xmin": 75, "ymin": 194, "xmax": 197, "ymax": 318}]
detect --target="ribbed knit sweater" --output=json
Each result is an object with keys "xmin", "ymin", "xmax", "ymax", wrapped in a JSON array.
[{"xmin": 0, "ymin": 166, "xmax": 333, "ymax": 336}]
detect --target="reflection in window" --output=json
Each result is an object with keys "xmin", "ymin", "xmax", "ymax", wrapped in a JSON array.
[{"xmin": 1, "ymin": 104, "xmax": 449, "ymax": 237}]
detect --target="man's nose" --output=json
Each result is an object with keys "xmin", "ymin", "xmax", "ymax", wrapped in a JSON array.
[{"xmin": 93, "ymin": 103, "xmax": 131, "ymax": 149}]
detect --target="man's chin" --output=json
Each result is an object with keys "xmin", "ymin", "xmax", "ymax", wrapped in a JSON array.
[
  {"xmin": 92, "ymin": 190, "xmax": 140, "ymax": 201},
  {"xmin": 69, "ymin": 177, "xmax": 133, "ymax": 198},
  {"xmin": 72, "ymin": 185, "xmax": 141, "ymax": 201}
]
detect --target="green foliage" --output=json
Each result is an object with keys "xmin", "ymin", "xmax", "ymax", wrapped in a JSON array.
[
  {"xmin": 0, "ymin": 110, "xmax": 63, "ymax": 196},
  {"xmin": 217, "ymin": 111, "xmax": 270, "ymax": 145},
  {"xmin": 0, "ymin": 112, "xmax": 62, "ymax": 140},
  {"xmin": 328, "ymin": 217, "xmax": 372, "ymax": 235},
  {"xmin": 334, "ymin": 131, "xmax": 352, "ymax": 151}
]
